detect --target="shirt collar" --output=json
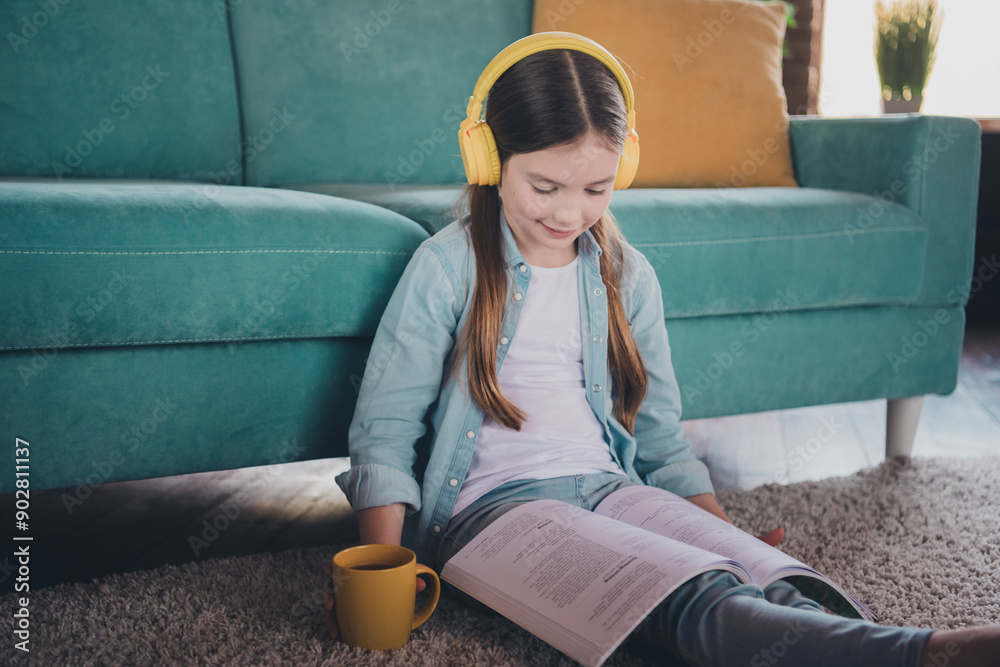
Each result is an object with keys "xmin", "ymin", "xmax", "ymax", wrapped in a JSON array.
[{"xmin": 498, "ymin": 207, "xmax": 603, "ymax": 270}]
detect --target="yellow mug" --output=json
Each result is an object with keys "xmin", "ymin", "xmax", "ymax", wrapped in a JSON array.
[{"xmin": 330, "ymin": 544, "xmax": 441, "ymax": 650}]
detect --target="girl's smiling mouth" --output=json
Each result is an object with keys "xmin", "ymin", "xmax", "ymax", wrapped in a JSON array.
[{"xmin": 540, "ymin": 222, "xmax": 576, "ymax": 239}]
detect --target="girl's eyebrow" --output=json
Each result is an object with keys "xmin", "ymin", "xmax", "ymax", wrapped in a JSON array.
[{"xmin": 527, "ymin": 172, "xmax": 616, "ymax": 187}]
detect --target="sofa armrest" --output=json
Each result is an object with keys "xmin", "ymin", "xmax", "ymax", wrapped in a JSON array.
[{"xmin": 789, "ymin": 115, "xmax": 983, "ymax": 306}]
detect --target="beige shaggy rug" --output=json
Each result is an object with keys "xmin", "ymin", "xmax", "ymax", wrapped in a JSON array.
[{"xmin": 2, "ymin": 456, "xmax": 998, "ymax": 666}]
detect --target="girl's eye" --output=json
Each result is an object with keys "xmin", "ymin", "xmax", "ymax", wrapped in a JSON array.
[
  {"xmin": 532, "ymin": 186, "xmax": 555, "ymax": 195},
  {"xmin": 586, "ymin": 189, "xmax": 606, "ymax": 196}
]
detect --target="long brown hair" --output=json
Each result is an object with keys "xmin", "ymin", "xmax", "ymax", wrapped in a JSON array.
[{"xmin": 454, "ymin": 49, "xmax": 648, "ymax": 434}]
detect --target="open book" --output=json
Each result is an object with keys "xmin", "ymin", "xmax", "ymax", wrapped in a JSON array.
[{"xmin": 441, "ymin": 485, "xmax": 876, "ymax": 667}]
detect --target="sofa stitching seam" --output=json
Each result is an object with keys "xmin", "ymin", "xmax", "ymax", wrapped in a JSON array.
[
  {"xmin": 0, "ymin": 333, "xmax": 346, "ymax": 351},
  {"xmin": 4, "ymin": 297, "xmax": 946, "ymax": 350},
  {"xmin": 633, "ymin": 226, "xmax": 925, "ymax": 248}
]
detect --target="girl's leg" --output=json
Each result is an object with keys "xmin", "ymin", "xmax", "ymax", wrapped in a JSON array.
[
  {"xmin": 762, "ymin": 579, "xmax": 825, "ymax": 611},
  {"xmin": 438, "ymin": 475, "xmax": 996, "ymax": 667},
  {"xmin": 632, "ymin": 570, "xmax": 933, "ymax": 667}
]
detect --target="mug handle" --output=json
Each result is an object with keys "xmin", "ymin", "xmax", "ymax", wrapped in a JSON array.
[{"xmin": 411, "ymin": 564, "xmax": 441, "ymax": 630}]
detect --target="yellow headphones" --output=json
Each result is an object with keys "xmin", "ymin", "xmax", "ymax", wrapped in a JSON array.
[{"xmin": 458, "ymin": 31, "xmax": 640, "ymax": 190}]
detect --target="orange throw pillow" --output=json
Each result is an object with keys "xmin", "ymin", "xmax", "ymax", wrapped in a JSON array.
[{"xmin": 532, "ymin": 0, "xmax": 798, "ymax": 188}]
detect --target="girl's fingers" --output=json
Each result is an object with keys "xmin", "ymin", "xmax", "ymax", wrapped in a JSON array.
[
  {"xmin": 324, "ymin": 606, "xmax": 340, "ymax": 639},
  {"xmin": 323, "ymin": 562, "xmax": 340, "ymax": 639},
  {"xmin": 758, "ymin": 527, "xmax": 784, "ymax": 547}
]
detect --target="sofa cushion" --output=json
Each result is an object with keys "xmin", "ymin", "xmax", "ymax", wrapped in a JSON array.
[
  {"xmin": 0, "ymin": 180, "xmax": 428, "ymax": 352},
  {"xmin": 0, "ymin": 0, "xmax": 242, "ymax": 182},
  {"xmin": 289, "ymin": 183, "xmax": 928, "ymax": 318},
  {"xmin": 226, "ymin": 0, "xmax": 533, "ymax": 187},
  {"xmin": 532, "ymin": 0, "xmax": 797, "ymax": 189}
]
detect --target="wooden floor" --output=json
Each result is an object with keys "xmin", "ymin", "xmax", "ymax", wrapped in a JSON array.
[{"xmin": 3, "ymin": 324, "xmax": 998, "ymax": 595}]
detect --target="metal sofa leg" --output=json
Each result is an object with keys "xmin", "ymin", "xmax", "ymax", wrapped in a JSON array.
[{"xmin": 886, "ymin": 395, "xmax": 925, "ymax": 459}]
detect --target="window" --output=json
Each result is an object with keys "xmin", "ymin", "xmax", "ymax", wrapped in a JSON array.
[{"xmin": 820, "ymin": 0, "xmax": 1000, "ymax": 117}]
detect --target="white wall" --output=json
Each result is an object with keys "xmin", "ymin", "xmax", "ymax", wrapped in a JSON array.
[{"xmin": 819, "ymin": 0, "xmax": 1000, "ymax": 117}]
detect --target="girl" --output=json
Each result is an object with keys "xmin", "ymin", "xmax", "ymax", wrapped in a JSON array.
[{"xmin": 325, "ymin": 33, "xmax": 999, "ymax": 666}]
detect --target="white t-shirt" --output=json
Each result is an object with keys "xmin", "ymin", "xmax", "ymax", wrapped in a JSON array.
[{"xmin": 451, "ymin": 256, "xmax": 623, "ymax": 517}]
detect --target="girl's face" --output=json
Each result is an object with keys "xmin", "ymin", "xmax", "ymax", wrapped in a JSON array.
[{"xmin": 498, "ymin": 132, "xmax": 620, "ymax": 268}]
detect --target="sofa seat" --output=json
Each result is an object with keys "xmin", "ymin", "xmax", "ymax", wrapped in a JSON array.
[
  {"xmin": 1, "ymin": 179, "xmax": 428, "ymax": 352},
  {"xmin": 284, "ymin": 183, "xmax": 929, "ymax": 319}
]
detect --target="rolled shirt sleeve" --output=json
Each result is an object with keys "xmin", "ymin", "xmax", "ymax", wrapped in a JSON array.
[{"xmin": 335, "ymin": 242, "xmax": 461, "ymax": 514}]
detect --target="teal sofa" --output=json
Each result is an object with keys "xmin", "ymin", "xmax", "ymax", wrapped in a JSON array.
[{"xmin": 0, "ymin": 0, "xmax": 982, "ymax": 494}]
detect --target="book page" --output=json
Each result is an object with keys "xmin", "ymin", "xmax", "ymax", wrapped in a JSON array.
[
  {"xmin": 595, "ymin": 485, "xmax": 800, "ymax": 583},
  {"xmin": 441, "ymin": 498, "xmax": 750, "ymax": 667},
  {"xmin": 594, "ymin": 485, "xmax": 876, "ymax": 621}
]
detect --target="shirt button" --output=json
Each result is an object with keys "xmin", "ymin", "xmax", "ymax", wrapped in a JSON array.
[
  {"xmin": 593, "ymin": 384, "xmax": 602, "ymax": 393},
  {"xmin": 594, "ymin": 335, "xmax": 603, "ymax": 343},
  {"xmin": 449, "ymin": 478, "xmax": 459, "ymax": 487},
  {"xmin": 594, "ymin": 288, "xmax": 603, "ymax": 296},
  {"xmin": 513, "ymin": 292, "xmax": 523, "ymax": 301},
  {"xmin": 500, "ymin": 336, "xmax": 509, "ymax": 345},
  {"xmin": 518, "ymin": 264, "xmax": 527, "ymax": 273},
  {"xmin": 466, "ymin": 430, "xmax": 475, "ymax": 439},
  {"xmin": 433, "ymin": 525, "xmax": 442, "ymax": 534}
]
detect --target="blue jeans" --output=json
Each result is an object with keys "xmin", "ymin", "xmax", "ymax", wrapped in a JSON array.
[{"xmin": 436, "ymin": 473, "xmax": 933, "ymax": 667}]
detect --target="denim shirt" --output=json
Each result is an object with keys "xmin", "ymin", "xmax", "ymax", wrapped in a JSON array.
[{"xmin": 336, "ymin": 212, "xmax": 715, "ymax": 560}]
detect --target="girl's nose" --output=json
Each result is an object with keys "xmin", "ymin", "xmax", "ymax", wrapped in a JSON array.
[{"xmin": 552, "ymin": 206, "xmax": 582, "ymax": 228}]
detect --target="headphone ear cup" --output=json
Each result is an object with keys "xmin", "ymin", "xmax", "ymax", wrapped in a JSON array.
[
  {"xmin": 478, "ymin": 122, "xmax": 501, "ymax": 186},
  {"xmin": 459, "ymin": 121, "xmax": 501, "ymax": 186},
  {"xmin": 614, "ymin": 130, "xmax": 640, "ymax": 190},
  {"xmin": 458, "ymin": 123, "xmax": 479, "ymax": 185}
]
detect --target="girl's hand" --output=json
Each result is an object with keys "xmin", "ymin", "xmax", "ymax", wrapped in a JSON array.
[
  {"xmin": 323, "ymin": 560, "xmax": 340, "ymax": 640},
  {"xmin": 684, "ymin": 493, "xmax": 784, "ymax": 547},
  {"xmin": 322, "ymin": 558, "xmax": 428, "ymax": 641},
  {"xmin": 323, "ymin": 504, "xmax": 418, "ymax": 640},
  {"xmin": 757, "ymin": 527, "xmax": 784, "ymax": 547}
]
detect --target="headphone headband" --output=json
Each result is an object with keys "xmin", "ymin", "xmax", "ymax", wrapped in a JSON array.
[
  {"xmin": 459, "ymin": 31, "xmax": 640, "ymax": 189},
  {"xmin": 467, "ymin": 31, "xmax": 635, "ymax": 121}
]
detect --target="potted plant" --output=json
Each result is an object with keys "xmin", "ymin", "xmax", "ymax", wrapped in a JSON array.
[{"xmin": 875, "ymin": 0, "xmax": 942, "ymax": 113}]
